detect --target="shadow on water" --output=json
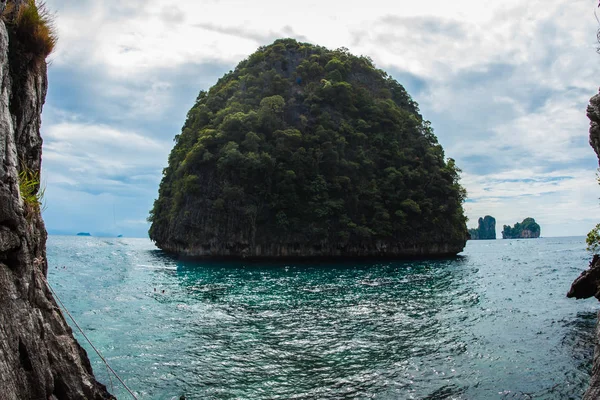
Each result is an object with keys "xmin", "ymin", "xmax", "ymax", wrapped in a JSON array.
[
  {"xmin": 146, "ymin": 247, "xmax": 467, "ymax": 267},
  {"xmin": 422, "ymin": 384, "xmax": 466, "ymax": 400},
  {"xmin": 496, "ymin": 310, "xmax": 597, "ymax": 400},
  {"xmin": 562, "ymin": 311, "xmax": 596, "ymax": 373}
]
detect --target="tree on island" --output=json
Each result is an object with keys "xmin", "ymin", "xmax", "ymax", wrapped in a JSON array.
[
  {"xmin": 468, "ymin": 215, "xmax": 496, "ymax": 240},
  {"xmin": 501, "ymin": 217, "xmax": 540, "ymax": 239},
  {"xmin": 148, "ymin": 39, "xmax": 469, "ymax": 258}
]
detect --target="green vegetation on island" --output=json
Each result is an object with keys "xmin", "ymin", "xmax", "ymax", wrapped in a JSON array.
[
  {"xmin": 468, "ymin": 215, "xmax": 496, "ymax": 240},
  {"xmin": 587, "ymin": 223, "xmax": 600, "ymax": 253},
  {"xmin": 148, "ymin": 39, "xmax": 468, "ymax": 258},
  {"xmin": 502, "ymin": 218, "xmax": 540, "ymax": 239}
]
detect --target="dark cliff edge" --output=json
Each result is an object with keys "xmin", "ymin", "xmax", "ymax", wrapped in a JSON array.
[
  {"xmin": 568, "ymin": 90, "xmax": 600, "ymax": 400},
  {"xmin": 149, "ymin": 39, "xmax": 468, "ymax": 259},
  {"xmin": 166, "ymin": 241, "xmax": 467, "ymax": 261},
  {"xmin": 0, "ymin": 3, "xmax": 113, "ymax": 399}
]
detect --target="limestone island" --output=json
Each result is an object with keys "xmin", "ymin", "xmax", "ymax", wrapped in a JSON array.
[
  {"xmin": 501, "ymin": 218, "xmax": 540, "ymax": 239},
  {"xmin": 148, "ymin": 39, "xmax": 468, "ymax": 259},
  {"xmin": 468, "ymin": 215, "xmax": 496, "ymax": 240}
]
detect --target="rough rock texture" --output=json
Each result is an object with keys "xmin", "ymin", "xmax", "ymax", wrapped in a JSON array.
[
  {"xmin": 0, "ymin": 14, "xmax": 113, "ymax": 400},
  {"xmin": 568, "ymin": 255, "xmax": 600, "ymax": 301},
  {"xmin": 588, "ymin": 91, "xmax": 600, "ymax": 161},
  {"xmin": 519, "ymin": 229, "xmax": 537, "ymax": 238},
  {"xmin": 569, "ymin": 89, "xmax": 600, "ymax": 400},
  {"xmin": 468, "ymin": 215, "xmax": 496, "ymax": 240},
  {"xmin": 584, "ymin": 314, "xmax": 600, "ymax": 400},
  {"xmin": 167, "ymin": 241, "xmax": 466, "ymax": 260},
  {"xmin": 569, "ymin": 256, "xmax": 600, "ymax": 400}
]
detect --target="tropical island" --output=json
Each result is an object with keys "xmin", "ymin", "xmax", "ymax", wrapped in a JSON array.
[
  {"xmin": 148, "ymin": 39, "xmax": 468, "ymax": 259},
  {"xmin": 501, "ymin": 218, "xmax": 541, "ymax": 239},
  {"xmin": 468, "ymin": 215, "xmax": 496, "ymax": 240},
  {"xmin": 76, "ymin": 232, "xmax": 91, "ymax": 236}
]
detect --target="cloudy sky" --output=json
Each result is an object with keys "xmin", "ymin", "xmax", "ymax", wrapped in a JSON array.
[{"xmin": 40, "ymin": 0, "xmax": 600, "ymax": 238}]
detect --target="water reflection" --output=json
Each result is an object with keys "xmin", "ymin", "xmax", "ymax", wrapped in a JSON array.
[
  {"xmin": 160, "ymin": 256, "xmax": 475, "ymax": 399},
  {"xmin": 45, "ymin": 236, "xmax": 595, "ymax": 399}
]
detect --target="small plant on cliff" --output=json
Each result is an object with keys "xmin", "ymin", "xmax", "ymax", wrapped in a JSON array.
[
  {"xmin": 18, "ymin": 164, "xmax": 45, "ymax": 217},
  {"xmin": 587, "ymin": 223, "xmax": 600, "ymax": 254},
  {"xmin": 2, "ymin": 0, "xmax": 56, "ymax": 61},
  {"xmin": 586, "ymin": 169, "xmax": 600, "ymax": 253}
]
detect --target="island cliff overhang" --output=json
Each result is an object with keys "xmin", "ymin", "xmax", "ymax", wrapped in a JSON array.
[
  {"xmin": 0, "ymin": 3, "xmax": 113, "ymax": 398},
  {"xmin": 156, "ymin": 240, "xmax": 467, "ymax": 261}
]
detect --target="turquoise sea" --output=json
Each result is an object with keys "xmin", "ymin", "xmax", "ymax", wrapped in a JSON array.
[{"xmin": 47, "ymin": 236, "xmax": 598, "ymax": 399}]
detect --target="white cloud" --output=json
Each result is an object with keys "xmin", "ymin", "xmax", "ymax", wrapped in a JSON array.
[
  {"xmin": 40, "ymin": 0, "xmax": 600, "ymax": 237},
  {"xmin": 48, "ymin": 0, "xmax": 595, "ymax": 77},
  {"xmin": 42, "ymin": 122, "xmax": 169, "ymax": 194}
]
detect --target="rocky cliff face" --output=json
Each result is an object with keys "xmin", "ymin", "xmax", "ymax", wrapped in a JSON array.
[
  {"xmin": 568, "ymin": 89, "xmax": 600, "ymax": 400},
  {"xmin": 0, "ymin": 10, "xmax": 113, "ymax": 400},
  {"xmin": 166, "ymin": 241, "xmax": 466, "ymax": 259},
  {"xmin": 588, "ymin": 90, "xmax": 600, "ymax": 161},
  {"xmin": 569, "ymin": 255, "xmax": 600, "ymax": 400}
]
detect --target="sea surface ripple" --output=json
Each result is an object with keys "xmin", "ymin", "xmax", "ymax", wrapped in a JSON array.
[{"xmin": 47, "ymin": 236, "xmax": 597, "ymax": 399}]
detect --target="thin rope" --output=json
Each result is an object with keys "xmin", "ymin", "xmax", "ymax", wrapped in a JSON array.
[
  {"xmin": 44, "ymin": 279, "xmax": 139, "ymax": 400},
  {"xmin": 106, "ymin": 362, "xmax": 115, "ymax": 394}
]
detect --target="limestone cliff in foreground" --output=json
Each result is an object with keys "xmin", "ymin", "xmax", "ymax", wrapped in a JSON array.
[
  {"xmin": 0, "ymin": 2, "xmax": 113, "ymax": 398},
  {"xmin": 568, "ymin": 89, "xmax": 600, "ymax": 400}
]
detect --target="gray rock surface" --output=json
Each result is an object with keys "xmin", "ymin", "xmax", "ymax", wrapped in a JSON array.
[
  {"xmin": 569, "ymin": 89, "xmax": 600, "ymax": 400},
  {"xmin": 588, "ymin": 90, "xmax": 600, "ymax": 162},
  {"xmin": 585, "ymin": 90, "xmax": 600, "ymax": 400},
  {"xmin": 0, "ymin": 11, "xmax": 113, "ymax": 400},
  {"xmin": 568, "ymin": 255, "xmax": 600, "ymax": 301},
  {"xmin": 585, "ymin": 310, "xmax": 600, "ymax": 400}
]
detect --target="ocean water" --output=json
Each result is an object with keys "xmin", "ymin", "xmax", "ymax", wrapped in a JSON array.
[{"xmin": 46, "ymin": 236, "xmax": 598, "ymax": 399}]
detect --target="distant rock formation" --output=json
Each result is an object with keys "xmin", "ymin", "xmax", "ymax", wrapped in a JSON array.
[
  {"xmin": 468, "ymin": 216, "xmax": 496, "ymax": 240},
  {"xmin": 501, "ymin": 218, "xmax": 540, "ymax": 239},
  {"xmin": 76, "ymin": 232, "xmax": 91, "ymax": 236}
]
